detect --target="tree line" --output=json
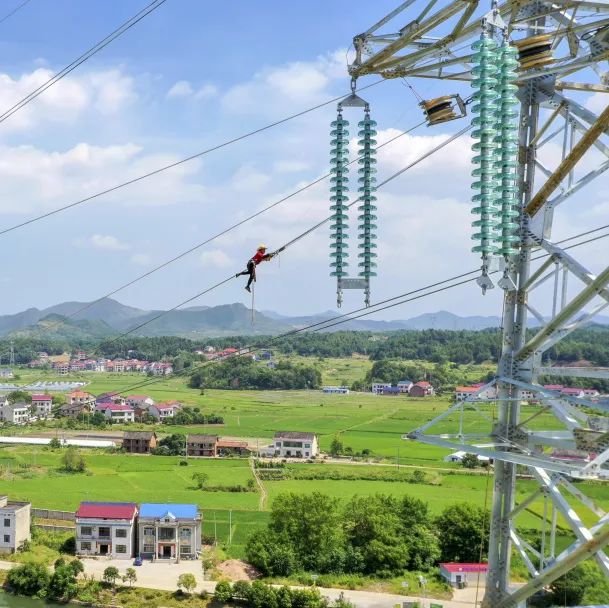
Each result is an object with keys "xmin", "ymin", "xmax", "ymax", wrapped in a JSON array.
[
  {"xmin": 189, "ymin": 356, "xmax": 322, "ymax": 390},
  {"xmin": 245, "ymin": 492, "xmax": 489, "ymax": 578}
]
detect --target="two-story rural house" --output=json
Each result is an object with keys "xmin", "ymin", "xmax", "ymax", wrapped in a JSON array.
[
  {"xmin": 75, "ymin": 502, "xmax": 138, "ymax": 559},
  {"xmin": 273, "ymin": 431, "xmax": 318, "ymax": 458},
  {"xmin": 137, "ymin": 503, "xmax": 201, "ymax": 562},
  {"xmin": 0, "ymin": 496, "xmax": 31, "ymax": 554}
]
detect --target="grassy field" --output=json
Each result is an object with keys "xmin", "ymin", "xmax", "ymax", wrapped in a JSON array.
[{"xmin": 3, "ymin": 363, "xmax": 607, "ymax": 564}]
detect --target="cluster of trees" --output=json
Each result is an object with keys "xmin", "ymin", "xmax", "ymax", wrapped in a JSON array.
[
  {"xmin": 214, "ymin": 580, "xmax": 354, "ymax": 608},
  {"xmin": 189, "ymin": 356, "xmax": 322, "ymax": 390},
  {"xmin": 6, "ymin": 558, "xmax": 84, "ymax": 601},
  {"xmin": 60, "ymin": 447, "xmax": 87, "ymax": 472},
  {"xmin": 152, "ymin": 433, "xmax": 187, "ymax": 456},
  {"xmin": 353, "ymin": 359, "xmax": 481, "ymax": 393},
  {"xmin": 170, "ymin": 407, "xmax": 223, "ymax": 425},
  {"xmin": 246, "ymin": 492, "xmax": 488, "ymax": 578}
]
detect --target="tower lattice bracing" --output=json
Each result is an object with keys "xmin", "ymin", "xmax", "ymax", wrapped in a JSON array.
[{"xmin": 348, "ymin": 2, "xmax": 609, "ymax": 606}]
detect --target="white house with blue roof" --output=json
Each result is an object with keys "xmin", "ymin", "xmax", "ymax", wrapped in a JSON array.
[{"xmin": 137, "ymin": 503, "xmax": 201, "ymax": 562}]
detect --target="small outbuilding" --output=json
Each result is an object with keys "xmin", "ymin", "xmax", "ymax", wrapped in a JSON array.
[{"xmin": 439, "ymin": 562, "xmax": 487, "ymax": 587}]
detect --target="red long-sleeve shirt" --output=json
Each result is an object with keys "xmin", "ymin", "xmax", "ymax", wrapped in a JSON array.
[{"xmin": 251, "ymin": 250, "xmax": 268, "ymax": 265}]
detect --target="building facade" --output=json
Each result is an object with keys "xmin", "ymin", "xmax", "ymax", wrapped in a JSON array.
[
  {"xmin": 31, "ymin": 394, "xmax": 53, "ymax": 419},
  {"xmin": 409, "ymin": 381, "xmax": 435, "ymax": 397},
  {"xmin": 75, "ymin": 502, "xmax": 138, "ymax": 559},
  {"xmin": 186, "ymin": 435, "xmax": 218, "ymax": 457},
  {"xmin": 137, "ymin": 503, "xmax": 201, "ymax": 562},
  {"xmin": 273, "ymin": 431, "xmax": 318, "ymax": 458},
  {"xmin": 123, "ymin": 431, "xmax": 157, "ymax": 454},
  {"xmin": 98, "ymin": 404, "xmax": 135, "ymax": 424},
  {"xmin": 372, "ymin": 383, "xmax": 391, "ymax": 394},
  {"xmin": 0, "ymin": 403, "xmax": 30, "ymax": 425},
  {"xmin": 0, "ymin": 496, "xmax": 31, "ymax": 554}
]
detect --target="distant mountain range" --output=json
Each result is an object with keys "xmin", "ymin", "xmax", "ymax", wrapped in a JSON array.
[{"xmin": 1, "ymin": 299, "xmax": 608, "ymax": 340}]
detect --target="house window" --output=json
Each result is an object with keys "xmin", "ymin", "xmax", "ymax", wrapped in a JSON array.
[
  {"xmin": 80, "ymin": 542, "xmax": 91, "ymax": 551},
  {"xmin": 98, "ymin": 527, "xmax": 111, "ymax": 538},
  {"xmin": 159, "ymin": 528, "xmax": 174, "ymax": 541},
  {"xmin": 180, "ymin": 545, "xmax": 191, "ymax": 555},
  {"xmin": 3, "ymin": 518, "xmax": 9, "ymax": 527},
  {"xmin": 143, "ymin": 543, "xmax": 154, "ymax": 553},
  {"xmin": 3, "ymin": 535, "xmax": 9, "ymax": 543},
  {"xmin": 305, "ymin": 452, "xmax": 310, "ymax": 457},
  {"xmin": 115, "ymin": 528, "xmax": 127, "ymax": 538},
  {"xmin": 180, "ymin": 528, "xmax": 191, "ymax": 539},
  {"xmin": 80, "ymin": 526, "xmax": 92, "ymax": 536},
  {"xmin": 143, "ymin": 527, "xmax": 154, "ymax": 536},
  {"xmin": 116, "ymin": 545, "xmax": 127, "ymax": 554},
  {"xmin": 304, "ymin": 444, "xmax": 311, "ymax": 448}
]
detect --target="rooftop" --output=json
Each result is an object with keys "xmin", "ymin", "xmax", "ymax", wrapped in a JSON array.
[
  {"xmin": 187, "ymin": 434, "xmax": 218, "ymax": 443},
  {"xmin": 124, "ymin": 431, "xmax": 156, "ymax": 440},
  {"xmin": 139, "ymin": 503, "xmax": 199, "ymax": 520},
  {"xmin": 31, "ymin": 394, "xmax": 52, "ymax": 400},
  {"xmin": 76, "ymin": 502, "xmax": 137, "ymax": 520},
  {"xmin": 440, "ymin": 563, "xmax": 488, "ymax": 573},
  {"xmin": 100, "ymin": 404, "xmax": 133, "ymax": 412},
  {"xmin": 275, "ymin": 431, "xmax": 316, "ymax": 440}
]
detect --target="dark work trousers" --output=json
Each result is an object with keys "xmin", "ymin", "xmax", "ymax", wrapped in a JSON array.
[{"xmin": 236, "ymin": 259, "xmax": 256, "ymax": 288}]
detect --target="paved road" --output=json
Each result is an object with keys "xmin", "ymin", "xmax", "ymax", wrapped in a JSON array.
[{"xmin": 0, "ymin": 559, "xmax": 483, "ymax": 608}]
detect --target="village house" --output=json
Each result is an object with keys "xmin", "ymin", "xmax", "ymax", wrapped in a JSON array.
[
  {"xmin": 322, "ymin": 386, "xmax": 350, "ymax": 394},
  {"xmin": 96, "ymin": 392, "xmax": 126, "ymax": 406},
  {"xmin": 409, "ymin": 381, "xmax": 435, "ymax": 397},
  {"xmin": 149, "ymin": 401, "xmax": 181, "ymax": 421},
  {"xmin": 397, "ymin": 379, "xmax": 413, "ymax": 393},
  {"xmin": 455, "ymin": 386, "xmax": 478, "ymax": 401},
  {"xmin": 31, "ymin": 394, "xmax": 53, "ymax": 419},
  {"xmin": 138, "ymin": 503, "xmax": 202, "ymax": 562},
  {"xmin": 75, "ymin": 502, "xmax": 138, "ymax": 559},
  {"xmin": 123, "ymin": 431, "xmax": 157, "ymax": 454},
  {"xmin": 98, "ymin": 404, "xmax": 135, "ymax": 424},
  {"xmin": 126, "ymin": 395, "xmax": 155, "ymax": 410},
  {"xmin": 186, "ymin": 435, "xmax": 218, "ymax": 457},
  {"xmin": 69, "ymin": 361, "xmax": 85, "ymax": 372},
  {"xmin": 74, "ymin": 350, "xmax": 87, "ymax": 361},
  {"xmin": 0, "ymin": 402, "xmax": 31, "ymax": 425},
  {"xmin": 273, "ymin": 431, "xmax": 318, "ymax": 458},
  {"xmin": 217, "ymin": 439, "xmax": 250, "ymax": 456},
  {"xmin": 0, "ymin": 496, "xmax": 31, "ymax": 554},
  {"xmin": 372, "ymin": 382, "xmax": 391, "ymax": 394},
  {"xmin": 0, "ymin": 369, "xmax": 13, "ymax": 379},
  {"xmin": 68, "ymin": 390, "xmax": 96, "ymax": 409}
]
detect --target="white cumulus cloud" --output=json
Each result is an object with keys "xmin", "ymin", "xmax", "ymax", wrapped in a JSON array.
[
  {"xmin": 89, "ymin": 234, "xmax": 129, "ymax": 251},
  {"xmin": 167, "ymin": 80, "xmax": 194, "ymax": 98},
  {"xmin": 200, "ymin": 249, "xmax": 233, "ymax": 268}
]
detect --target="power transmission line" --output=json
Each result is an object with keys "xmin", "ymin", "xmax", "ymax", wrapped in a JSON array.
[
  {"xmin": 65, "ymin": 120, "xmax": 426, "ymax": 321},
  {"xmin": 0, "ymin": 0, "xmax": 167, "ymax": 126},
  {"xmin": 0, "ymin": 79, "xmax": 384, "ymax": 239},
  {"xmin": 0, "ymin": 0, "xmax": 32, "ymax": 26},
  {"xmin": 101, "ymin": 225, "xmax": 609, "ymax": 397},
  {"xmin": 85, "ymin": 123, "xmax": 471, "ymax": 348}
]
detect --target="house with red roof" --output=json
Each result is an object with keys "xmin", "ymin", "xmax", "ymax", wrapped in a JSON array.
[
  {"xmin": 149, "ymin": 401, "xmax": 182, "ymax": 421},
  {"xmin": 440, "ymin": 562, "xmax": 487, "ymax": 587},
  {"xmin": 97, "ymin": 403, "xmax": 135, "ymax": 424},
  {"xmin": 126, "ymin": 395, "xmax": 155, "ymax": 410},
  {"xmin": 75, "ymin": 502, "xmax": 138, "ymax": 559},
  {"xmin": 409, "ymin": 381, "xmax": 435, "ymax": 397},
  {"xmin": 31, "ymin": 394, "xmax": 53, "ymax": 419}
]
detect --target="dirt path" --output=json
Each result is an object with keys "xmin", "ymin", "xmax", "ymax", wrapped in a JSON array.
[{"xmin": 250, "ymin": 457, "xmax": 267, "ymax": 510}]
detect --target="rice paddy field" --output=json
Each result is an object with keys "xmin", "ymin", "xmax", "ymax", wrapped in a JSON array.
[{"xmin": 2, "ymin": 364, "xmax": 606, "ymax": 559}]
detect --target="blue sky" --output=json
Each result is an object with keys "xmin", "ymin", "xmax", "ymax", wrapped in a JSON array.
[{"xmin": 0, "ymin": 0, "xmax": 606, "ymax": 322}]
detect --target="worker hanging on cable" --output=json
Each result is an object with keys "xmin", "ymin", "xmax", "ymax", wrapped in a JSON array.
[{"xmin": 235, "ymin": 244, "xmax": 275, "ymax": 292}]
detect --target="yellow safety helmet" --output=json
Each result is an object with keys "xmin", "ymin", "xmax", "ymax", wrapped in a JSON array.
[{"xmin": 257, "ymin": 244, "xmax": 267, "ymax": 251}]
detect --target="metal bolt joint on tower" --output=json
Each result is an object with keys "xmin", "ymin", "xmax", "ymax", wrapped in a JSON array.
[{"xmin": 347, "ymin": 2, "xmax": 609, "ymax": 606}]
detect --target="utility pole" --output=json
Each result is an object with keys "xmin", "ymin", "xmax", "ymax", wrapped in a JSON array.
[{"xmin": 9, "ymin": 340, "xmax": 14, "ymax": 367}]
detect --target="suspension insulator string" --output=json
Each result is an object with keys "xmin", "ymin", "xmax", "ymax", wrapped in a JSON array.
[
  {"xmin": 329, "ymin": 106, "xmax": 350, "ymax": 291},
  {"xmin": 357, "ymin": 106, "xmax": 378, "ymax": 286},
  {"xmin": 495, "ymin": 39, "xmax": 520, "ymax": 260},
  {"xmin": 470, "ymin": 31, "xmax": 500, "ymax": 293}
]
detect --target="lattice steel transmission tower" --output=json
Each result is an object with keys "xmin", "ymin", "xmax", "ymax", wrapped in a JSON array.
[{"xmin": 348, "ymin": 2, "xmax": 609, "ymax": 606}]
